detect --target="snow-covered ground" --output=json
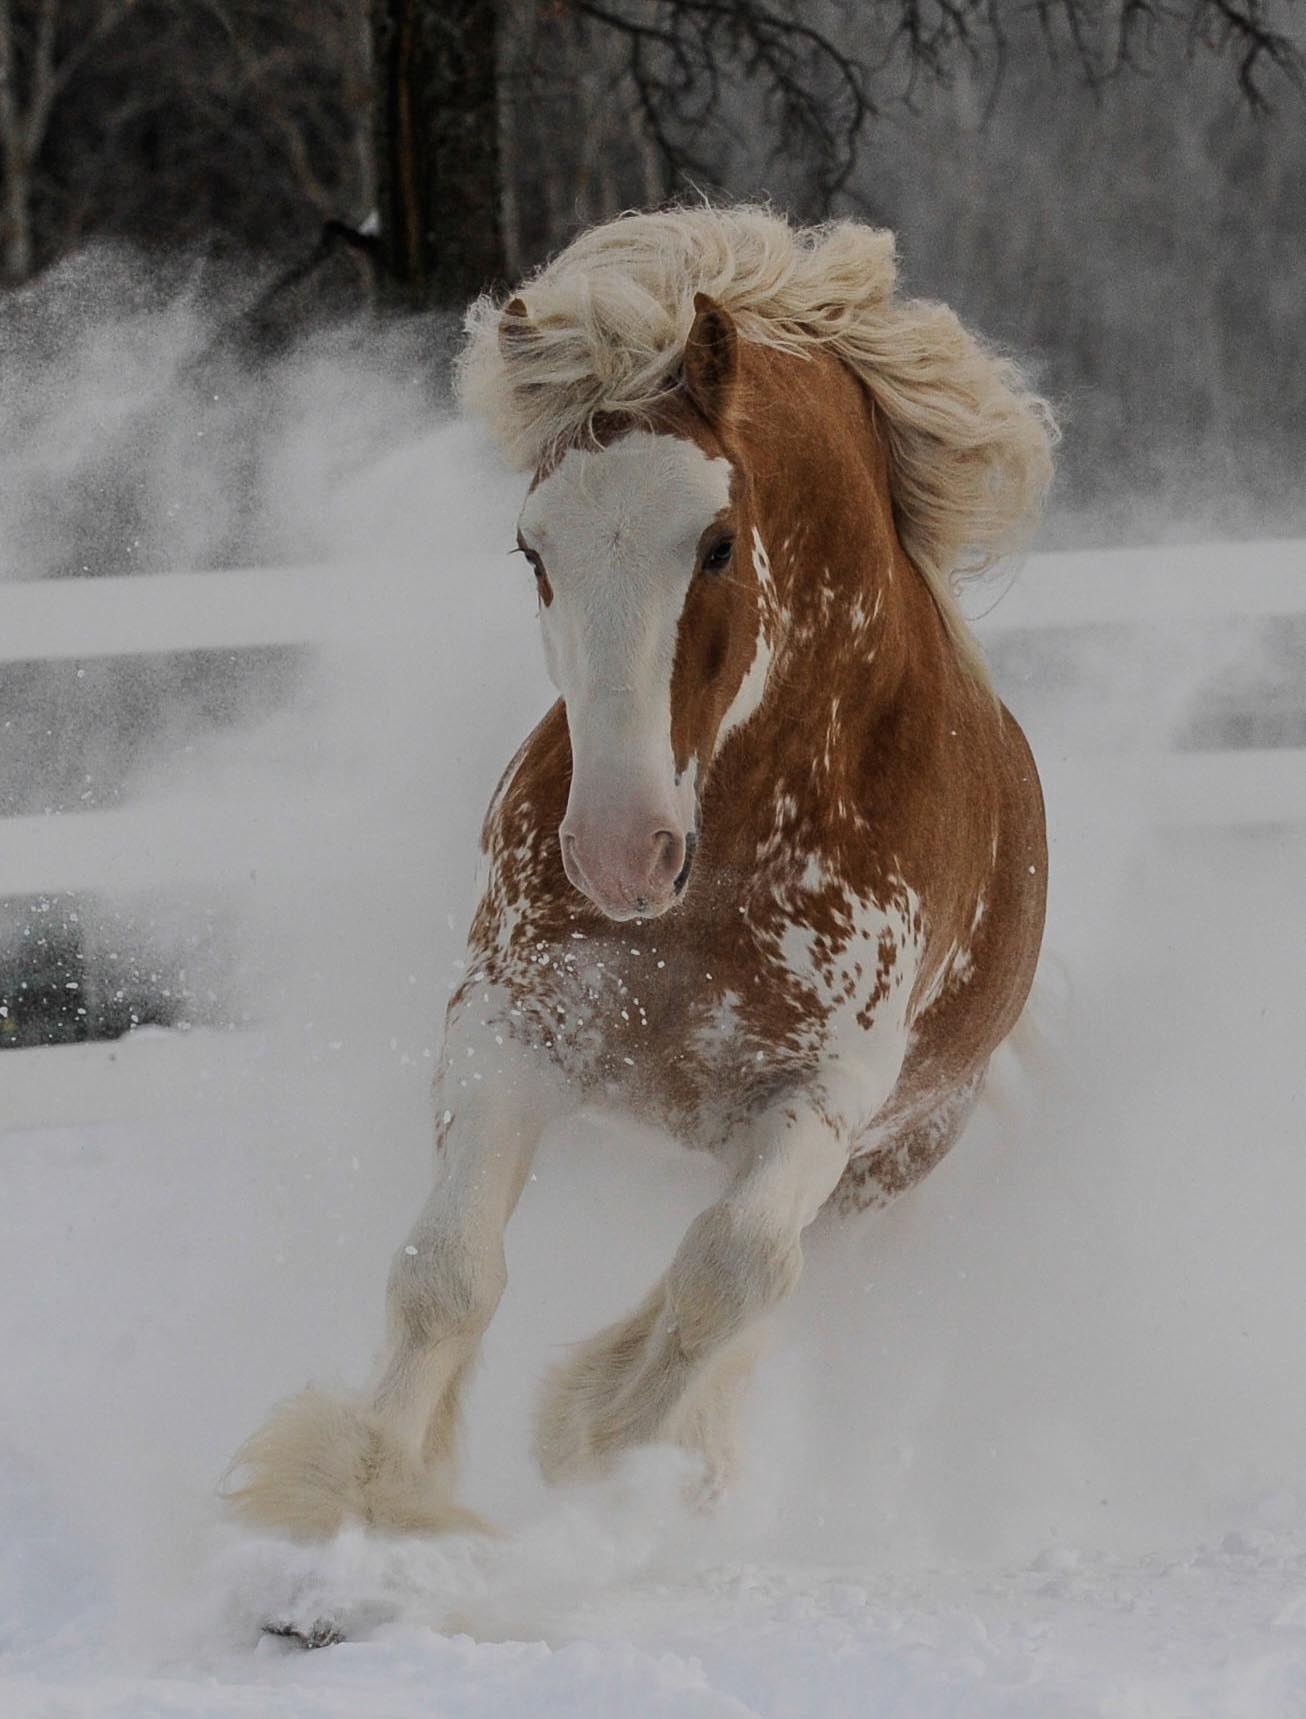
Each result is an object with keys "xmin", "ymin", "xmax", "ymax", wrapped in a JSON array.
[{"xmin": 3, "ymin": 329, "xmax": 1305, "ymax": 1715}]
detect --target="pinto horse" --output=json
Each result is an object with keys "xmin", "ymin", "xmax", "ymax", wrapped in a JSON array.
[{"xmin": 228, "ymin": 206, "xmax": 1055, "ymax": 1564}]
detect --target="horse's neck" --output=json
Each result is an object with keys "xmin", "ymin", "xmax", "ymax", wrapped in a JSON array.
[
  {"xmin": 750, "ymin": 348, "xmax": 943, "ymax": 707},
  {"xmin": 719, "ymin": 365, "xmax": 977, "ymax": 890},
  {"xmin": 753, "ymin": 451, "xmax": 943, "ymax": 733}
]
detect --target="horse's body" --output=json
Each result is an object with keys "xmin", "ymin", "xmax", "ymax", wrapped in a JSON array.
[
  {"xmin": 229, "ymin": 207, "xmax": 1054, "ymax": 1561},
  {"xmin": 469, "ymin": 353, "xmax": 1045, "ymax": 1212}
]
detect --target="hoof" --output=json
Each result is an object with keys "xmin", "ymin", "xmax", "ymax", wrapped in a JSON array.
[{"xmin": 263, "ymin": 1616, "xmax": 345, "ymax": 1650}]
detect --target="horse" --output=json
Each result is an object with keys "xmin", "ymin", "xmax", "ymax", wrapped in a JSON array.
[{"xmin": 226, "ymin": 205, "xmax": 1055, "ymax": 1584}]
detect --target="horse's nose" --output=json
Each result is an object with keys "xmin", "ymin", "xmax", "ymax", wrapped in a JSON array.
[{"xmin": 560, "ymin": 822, "xmax": 688, "ymax": 918}]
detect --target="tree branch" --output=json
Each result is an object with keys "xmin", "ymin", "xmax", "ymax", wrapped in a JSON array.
[{"xmin": 574, "ymin": 0, "xmax": 874, "ymax": 205}]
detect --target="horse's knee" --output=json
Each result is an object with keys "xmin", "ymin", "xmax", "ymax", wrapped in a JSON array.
[
  {"xmin": 667, "ymin": 1204, "xmax": 801, "ymax": 1354},
  {"xmin": 387, "ymin": 1226, "xmax": 506, "ymax": 1349}
]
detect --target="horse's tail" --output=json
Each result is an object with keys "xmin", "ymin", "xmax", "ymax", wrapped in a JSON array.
[
  {"xmin": 1015, "ymin": 948, "xmax": 1071, "ymax": 1055},
  {"xmin": 981, "ymin": 949, "xmax": 1071, "ymax": 1120}
]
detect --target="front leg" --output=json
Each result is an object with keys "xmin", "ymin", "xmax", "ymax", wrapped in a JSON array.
[
  {"xmin": 535, "ymin": 1068, "xmax": 889, "ymax": 1491},
  {"xmin": 225, "ymin": 1013, "xmax": 572, "ymax": 1541}
]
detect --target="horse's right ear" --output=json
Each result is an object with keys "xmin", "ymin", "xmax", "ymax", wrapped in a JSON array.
[
  {"xmin": 682, "ymin": 293, "xmax": 738, "ymax": 423},
  {"xmin": 499, "ymin": 297, "xmax": 530, "ymax": 357}
]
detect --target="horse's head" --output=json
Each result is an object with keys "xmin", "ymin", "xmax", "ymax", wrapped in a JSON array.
[{"xmin": 510, "ymin": 295, "xmax": 765, "ymax": 923}]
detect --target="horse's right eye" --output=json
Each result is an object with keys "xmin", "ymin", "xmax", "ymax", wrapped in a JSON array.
[
  {"xmin": 516, "ymin": 541, "xmax": 553, "ymax": 604},
  {"xmin": 526, "ymin": 555, "xmax": 552, "ymax": 607},
  {"xmin": 701, "ymin": 534, "xmax": 735, "ymax": 574}
]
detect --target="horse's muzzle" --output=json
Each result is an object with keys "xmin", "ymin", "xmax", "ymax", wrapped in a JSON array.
[{"xmin": 560, "ymin": 820, "xmax": 696, "ymax": 921}]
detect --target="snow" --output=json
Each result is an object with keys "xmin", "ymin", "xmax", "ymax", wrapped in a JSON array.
[{"xmin": 3, "ymin": 339, "xmax": 1306, "ymax": 1713}]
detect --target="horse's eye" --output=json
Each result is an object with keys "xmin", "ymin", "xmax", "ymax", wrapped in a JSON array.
[
  {"xmin": 516, "ymin": 541, "xmax": 551, "ymax": 593},
  {"xmin": 701, "ymin": 535, "xmax": 735, "ymax": 574},
  {"xmin": 522, "ymin": 551, "xmax": 553, "ymax": 607}
]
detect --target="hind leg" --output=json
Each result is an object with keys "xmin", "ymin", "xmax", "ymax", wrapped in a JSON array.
[{"xmin": 832, "ymin": 1067, "xmax": 985, "ymax": 1215}]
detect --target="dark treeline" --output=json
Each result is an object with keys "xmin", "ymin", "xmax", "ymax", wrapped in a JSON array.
[
  {"xmin": 1, "ymin": 0, "xmax": 1302, "ymax": 537},
  {"xmin": 0, "ymin": 2, "xmax": 367, "ymax": 283}
]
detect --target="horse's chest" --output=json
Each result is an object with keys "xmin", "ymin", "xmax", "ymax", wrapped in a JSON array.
[{"xmin": 491, "ymin": 872, "xmax": 924, "ymax": 1144}]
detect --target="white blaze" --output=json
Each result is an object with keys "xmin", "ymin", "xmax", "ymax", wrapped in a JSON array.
[{"xmin": 518, "ymin": 431, "xmax": 734, "ymax": 842}]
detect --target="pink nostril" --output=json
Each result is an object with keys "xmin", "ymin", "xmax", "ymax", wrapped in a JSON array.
[
  {"xmin": 648, "ymin": 829, "xmax": 685, "ymax": 891},
  {"xmin": 560, "ymin": 831, "xmax": 589, "ymax": 891}
]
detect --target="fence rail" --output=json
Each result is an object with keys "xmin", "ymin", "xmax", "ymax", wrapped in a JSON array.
[
  {"xmin": 1, "ymin": 541, "xmax": 1301, "ymax": 1107},
  {"xmin": 971, "ymin": 540, "xmax": 1305, "ymax": 632},
  {"xmin": 1, "ymin": 548, "xmax": 1300, "ymax": 889},
  {"xmin": 2, "ymin": 540, "xmax": 1303, "ymax": 663},
  {"xmin": 3, "ymin": 744, "xmax": 1302, "ymax": 909},
  {"xmin": 0, "ymin": 565, "xmax": 387, "ymax": 662}
]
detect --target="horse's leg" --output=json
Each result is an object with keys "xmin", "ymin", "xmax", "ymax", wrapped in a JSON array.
[
  {"xmin": 534, "ymin": 1081, "xmax": 859, "ymax": 1490},
  {"xmin": 831, "ymin": 1066, "xmax": 986, "ymax": 1215},
  {"xmin": 226, "ymin": 1039, "xmax": 567, "ymax": 1541},
  {"xmin": 667, "ymin": 1326, "xmax": 771, "ymax": 1502}
]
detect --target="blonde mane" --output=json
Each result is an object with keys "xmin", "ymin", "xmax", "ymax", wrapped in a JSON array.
[{"xmin": 458, "ymin": 205, "xmax": 1057, "ymax": 683}]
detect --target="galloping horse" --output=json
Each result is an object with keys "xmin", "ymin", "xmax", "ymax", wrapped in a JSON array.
[{"xmin": 228, "ymin": 206, "xmax": 1055, "ymax": 1563}]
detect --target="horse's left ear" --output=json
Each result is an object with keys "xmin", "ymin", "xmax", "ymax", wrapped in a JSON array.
[{"xmin": 683, "ymin": 293, "xmax": 738, "ymax": 422}]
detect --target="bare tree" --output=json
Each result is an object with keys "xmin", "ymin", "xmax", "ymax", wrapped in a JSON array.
[
  {"xmin": 369, "ymin": 0, "xmax": 1302, "ymax": 305},
  {"xmin": 0, "ymin": 0, "xmax": 369, "ymax": 288},
  {"xmin": 1, "ymin": 0, "xmax": 1300, "ymax": 303},
  {"xmin": 569, "ymin": 1, "xmax": 871, "ymax": 210},
  {"xmin": 1033, "ymin": 0, "xmax": 1303, "ymax": 110},
  {"xmin": 371, "ymin": 0, "xmax": 504, "ymax": 302},
  {"xmin": 374, "ymin": 0, "xmax": 877, "ymax": 299},
  {"xmin": 0, "ymin": 0, "xmax": 138, "ymax": 281}
]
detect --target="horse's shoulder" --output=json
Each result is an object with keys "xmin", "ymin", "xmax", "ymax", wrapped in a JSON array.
[{"xmin": 482, "ymin": 701, "xmax": 570, "ymax": 853}]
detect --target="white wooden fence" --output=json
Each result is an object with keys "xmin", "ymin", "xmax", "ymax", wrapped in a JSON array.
[
  {"xmin": 0, "ymin": 542, "xmax": 1301, "ymax": 1129},
  {"xmin": 0, "ymin": 564, "xmax": 404, "ymax": 899},
  {"xmin": 978, "ymin": 540, "xmax": 1306, "ymax": 829},
  {"xmin": 2, "ymin": 543, "xmax": 1302, "ymax": 904}
]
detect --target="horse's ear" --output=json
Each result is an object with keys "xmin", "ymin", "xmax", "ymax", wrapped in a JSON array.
[
  {"xmin": 682, "ymin": 293, "xmax": 738, "ymax": 422},
  {"xmin": 499, "ymin": 296, "xmax": 530, "ymax": 357}
]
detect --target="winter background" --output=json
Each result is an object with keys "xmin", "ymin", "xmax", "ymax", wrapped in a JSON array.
[{"xmin": 2, "ymin": 5, "xmax": 1305, "ymax": 1715}]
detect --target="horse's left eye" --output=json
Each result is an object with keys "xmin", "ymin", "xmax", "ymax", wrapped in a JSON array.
[{"xmin": 701, "ymin": 535, "xmax": 735, "ymax": 574}]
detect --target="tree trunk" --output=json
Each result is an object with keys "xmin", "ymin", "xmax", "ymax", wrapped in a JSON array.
[
  {"xmin": 0, "ymin": 143, "xmax": 32, "ymax": 283},
  {"xmin": 371, "ymin": 0, "xmax": 506, "ymax": 307},
  {"xmin": 0, "ymin": 0, "xmax": 33, "ymax": 284}
]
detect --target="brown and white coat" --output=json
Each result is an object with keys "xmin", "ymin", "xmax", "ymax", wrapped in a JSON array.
[{"xmin": 227, "ymin": 207, "xmax": 1053, "ymax": 1580}]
